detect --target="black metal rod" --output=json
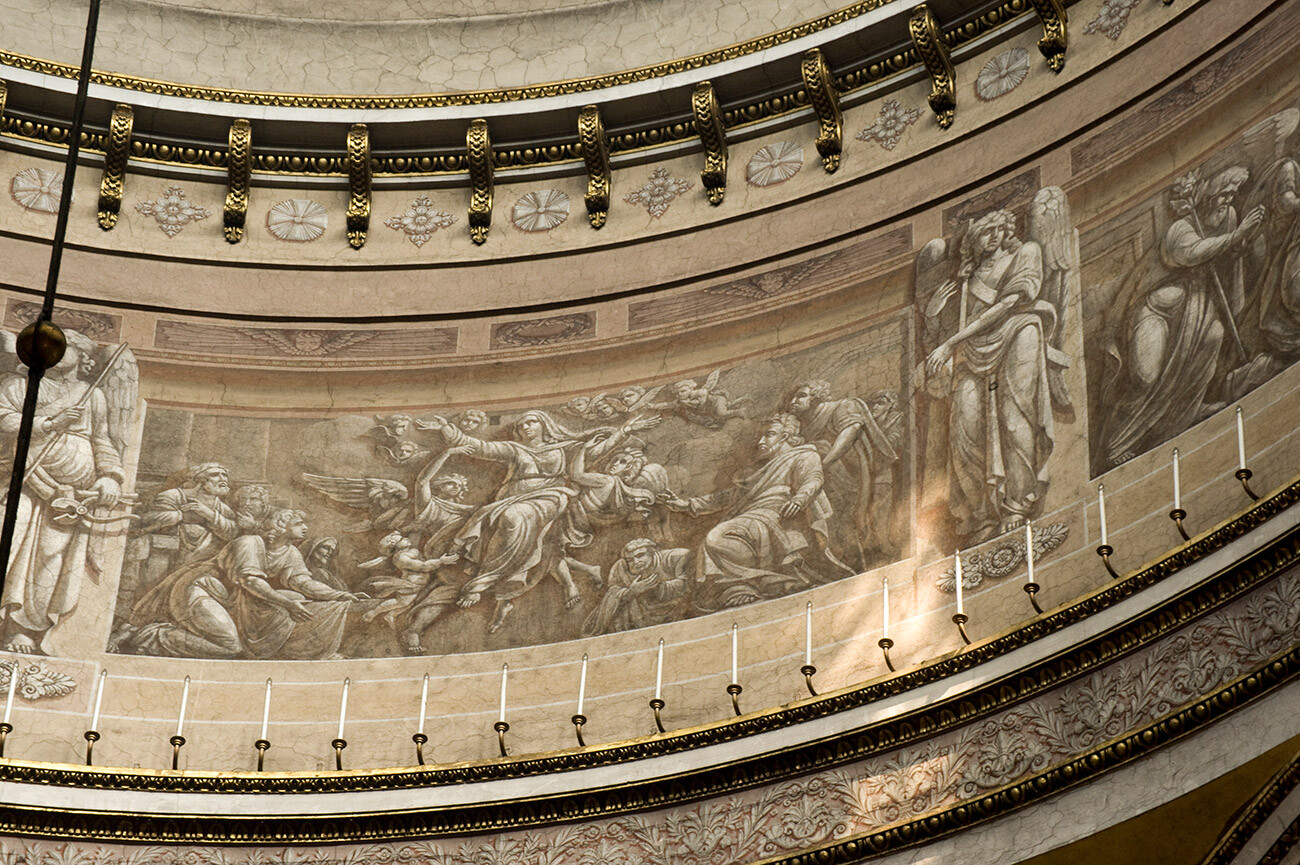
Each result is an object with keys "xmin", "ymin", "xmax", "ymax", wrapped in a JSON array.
[{"xmin": 0, "ymin": 0, "xmax": 102, "ymax": 593}]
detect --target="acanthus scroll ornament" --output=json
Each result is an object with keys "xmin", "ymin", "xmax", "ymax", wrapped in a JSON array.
[
  {"xmin": 799, "ymin": 49, "xmax": 843, "ymax": 173},
  {"xmin": 909, "ymin": 4, "xmax": 956, "ymax": 129},
  {"xmin": 578, "ymin": 105, "xmax": 611, "ymax": 228},
  {"xmin": 223, "ymin": 119, "xmax": 252, "ymax": 244},
  {"xmin": 345, "ymin": 124, "xmax": 371, "ymax": 249},
  {"xmin": 97, "ymin": 104, "xmax": 133, "ymax": 230},
  {"xmin": 692, "ymin": 81, "xmax": 728, "ymax": 205},
  {"xmin": 466, "ymin": 118, "xmax": 494, "ymax": 245},
  {"xmin": 1028, "ymin": 0, "xmax": 1069, "ymax": 72}
]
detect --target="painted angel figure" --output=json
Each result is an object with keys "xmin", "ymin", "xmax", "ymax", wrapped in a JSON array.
[
  {"xmin": 563, "ymin": 387, "xmax": 663, "ymax": 422},
  {"xmin": 647, "ymin": 370, "xmax": 750, "ymax": 428},
  {"xmin": 0, "ymin": 328, "xmax": 138, "ymax": 654},
  {"xmin": 918, "ymin": 187, "xmax": 1074, "ymax": 543},
  {"xmin": 299, "ymin": 473, "xmax": 410, "ymax": 533}
]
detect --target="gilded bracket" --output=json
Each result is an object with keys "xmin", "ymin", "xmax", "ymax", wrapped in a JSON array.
[
  {"xmin": 0, "ymin": 80, "xmax": 7, "ymax": 123},
  {"xmin": 1028, "ymin": 0, "xmax": 1068, "ymax": 73},
  {"xmin": 578, "ymin": 105, "xmax": 611, "ymax": 228},
  {"xmin": 799, "ymin": 49, "xmax": 842, "ymax": 173},
  {"xmin": 691, "ymin": 81, "xmax": 728, "ymax": 205},
  {"xmin": 345, "ymin": 123, "xmax": 370, "ymax": 249},
  {"xmin": 222, "ymin": 119, "xmax": 252, "ymax": 244},
  {"xmin": 466, "ymin": 118, "xmax": 494, "ymax": 245},
  {"xmin": 97, "ymin": 104, "xmax": 134, "ymax": 230},
  {"xmin": 909, "ymin": 4, "xmax": 956, "ymax": 129}
]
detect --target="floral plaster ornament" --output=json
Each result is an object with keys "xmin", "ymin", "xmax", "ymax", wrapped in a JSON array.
[
  {"xmin": 511, "ymin": 189, "xmax": 570, "ymax": 232},
  {"xmin": 266, "ymin": 199, "xmax": 328, "ymax": 242},
  {"xmin": 974, "ymin": 47, "xmax": 1031, "ymax": 101},
  {"xmin": 0, "ymin": 661, "xmax": 76, "ymax": 701},
  {"xmin": 134, "ymin": 187, "xmax": 211, "ymax": 237},
  {"xmin": 746, "ymin": 142, "xmax": 804, "ymax": 188},
  {"xmin": 624, "ymin": 167, "xmax": 694, "ymax": 218},
  {"xmin": 385, "ymin": 196, "xmax": 457, "ymax": 247},
  {"xmin": 855, "ymin": 99, "xmax": 923, "ymax": 151},
  {"xmin": 1084, "ymin": 0, "xmax": 1141, "ymax": 40},
  {"xmin": 10, "ymin": 168, "xmax": 64, "ymax": 214}
]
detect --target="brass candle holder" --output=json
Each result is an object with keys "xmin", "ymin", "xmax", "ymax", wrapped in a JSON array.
[
  {"xmin": 1096, "ymin": 544, "xmax": 1119, "ymax": 579},
  {"xmin": 649, "ymin": 698, "xmax": 666, "ymax": 733},
  {"xmin": 1169, "ymin": 508, "xmax": 1190, "ymax": 542},
  {"xmin": 83, "ymin": 730, "xmax": 99, "ymax": 766},
  {"xmin": 494, "ymin": 720, "xmax": 510, "ymax": 757},
  {"xmin": 878, "ymin": 637, "xmax": 896, "ymax": 672},
  {"xmin": 169, "ymin": 734, "xmax": 185, "ymax": 770},
  {"xmin": 254, "ymin": 738, "xmax": 270, "ymax": 771},
  {"xmin": 412, "ymin": 732, "xmax": 428, "ymax": 766},
  {"xmin": 800, "ymin": 664, "xmax": 818, "ymax": 697},
  {"xmin": 952, "ymin": 613, "xmax": 972, "ymax": 646},
  {"xmin": 1024, "ymin": 581, "xmax": 1044, "ymax": 614},
  {"xmin": 0, "ymin": 722, "xmax": 12, "ymax": 759},
  {"xmin": 331, "ymin": 737, "xmax": 347, "ymax": 770},
  {"xmin": 1236, "ymin": 468, "xmax": 1260, "ymax": 501},
  {"xmin": 571, "ymin": 713, "xmax": 587, "ymax": 747},
  {"xmin": 726, "ymin": 683, "xmax": 743, "ymax": 716}
]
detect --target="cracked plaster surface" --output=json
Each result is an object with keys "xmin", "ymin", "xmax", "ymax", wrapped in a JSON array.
[{"xmin": 1, "ymin": 0, "xmax": 845, "ymax": 94}]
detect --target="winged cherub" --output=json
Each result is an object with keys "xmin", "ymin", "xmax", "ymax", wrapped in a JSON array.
[{"xmin": 647, "ymin": 369, "xmax": 750, "ymax": 428}]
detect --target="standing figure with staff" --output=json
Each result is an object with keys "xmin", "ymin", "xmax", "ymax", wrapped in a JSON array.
[{"xmin": 0, "ymin": 329, "xmax": 137, "ymax": 654}]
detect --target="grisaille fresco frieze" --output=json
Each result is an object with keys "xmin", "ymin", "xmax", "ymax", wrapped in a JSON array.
[
  {"xmin": 108, "ymin": 319, "xmax": 911, "ymax": 659},
  {"xmin": 1083, "ymin": 106, "xmax": 1300, "ymax": 473}
]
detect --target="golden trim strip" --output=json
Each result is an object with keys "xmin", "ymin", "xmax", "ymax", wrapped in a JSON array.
[
  {"xmin": 909, "ymin": 3, "xmax": 956, "ymax": 129},
  {"xmin": 692, "ymin": 81, "xmax": 728, "ymax": 205},
  {"xmin": 466, "ymin": 118, "xmax": 494, "ymax": 245},
  {"xmin": 222, "ymin": 119, "xmax": 252, "ymax": 244},
  {"xmin": 579, "ymin": 104, "xmax": 611, "ymax": 228},
  {"xmin": 1202, "ymin": 745, "xmax": 1300, "ymax": 865},
  {"xmin": 800, "ymin": 49, "xmax": 843, "ymax": 173},
  {"xmin": 96, "ymin": 104, "xmax": 132, "ymax": 231},
  {"xmin": 345, "ymin": 124, "xmax": 370, "ymax": 250},
  {"xmin": 1029, "ymin": 0, "xmax": 1069, "ymax": 73}
]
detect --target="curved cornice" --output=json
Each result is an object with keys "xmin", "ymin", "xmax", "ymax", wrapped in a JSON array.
[{"xmin": 0, "ymin": 476, "xmax": 1295, "ymax": 843}]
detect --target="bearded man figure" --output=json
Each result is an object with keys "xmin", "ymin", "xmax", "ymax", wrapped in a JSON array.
[{"xmin": 663, "ymin": 414, "xmax": 853, "ymax": 610}]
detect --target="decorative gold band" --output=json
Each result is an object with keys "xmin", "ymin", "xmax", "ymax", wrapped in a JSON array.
[
  {"xmin": 909, "ymin": 3, "xmax": 956, "ymax": 129},
  {"xmin": 96, "ymin": 104, "xmax": 133, "ymax": 230},
  {"xmin": 692, "ymin": 81, "xmax": 728, "ymax": 205},
  {"xmin": 222, "ymin": 119, "xmax": 252, "ymax": 244},
  {"xmin": 466, "ymin": 118, "xmax": 494, "ymax": 245}
]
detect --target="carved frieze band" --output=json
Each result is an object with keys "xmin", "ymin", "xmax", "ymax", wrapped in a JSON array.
[
  {"xmin": 909, "ymin": 4, "xmax": 956, "ymax": 129},
  {"xmin": 345, "ymin": 123, "xmax": 370, "ymax": 249},
  {"xmin": 692, "ymin": 81, "xmax": 728, "ymax": 205},
  {"xmin": 578, "ymin": 105, "xmax": 611, "ymax": 228},
  {"xmin": 1202, "ymin": 745, "xmax": 1300, "ymax": 865},
  {"xmin": 466, "ymin": 118, "xmax": 494, "ymax": 245},
  {"xmin": 800, "ymin": 49, "xmax": 843, "ymax": 173},
  {"xmin": 222, "ymin": 119, "xmax": 252, "ymax": 244},
  {"xmin": 1029, "ymin": 0, "xmax": 1069, "ymax": 73},
  {"xmin": 97, "ymin": 104, "xmax": 133, "ymax": 230}
]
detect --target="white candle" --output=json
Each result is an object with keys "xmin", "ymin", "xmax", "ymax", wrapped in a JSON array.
[
  {"xmin": 3, "ymin": 662, "xmax": 18, "ymax": 725},
  {"xmin": 260, "ymin": 678, "xmax": 272, "ymax": 741},
  {"xmin": 1236, "ymin": 407, "xmax": 1247, "ymax": 471},
  {"xmin": 175, "ymin": 675, "xmax": 190, "ymax": 737},
  {"xmin": 498, "ymin": 663, "xmax": 508, "ymax": 724},
  {"xmin": 654, "ymin": 639, "xmax": 664, "ymax": 701},
  {"xmin": 1025, "ymin": 522, "xmax": 1035, "ymax": 584},
  {"xmin": 730, "ymin": 623, "xmax": 738, "ymax": 685},
  {"xmin": 1098, "ymin": 484, "xmax": 1108, "ymax": 546},
  {"xmin": 804, "ymin": 602, "xmax": 813, "ymax": 667},
  {"xmin": 90, "ymin": 670, "xmax": 107, "ymax": 731},
  {"xmin": 882, "ymin": 578, "xmax": 890, "ymax": 638},
  {"xmin": 336, "ymin": 678, "xmax": 350, "ymax": 740},
  {"xmin": 954, "ymin": 551, "xmax": 964, "ymax": 615},
  {"xmin": 1172, "ymin": 448, "xmax": 1181, "ymax": 509},
  {"xmin": 417, "ymin": 673, "xmax": 429, "ymax": 735},
  {"xmin": 576, "ymin": 654, "xmax": 588, "ymax": 715}
]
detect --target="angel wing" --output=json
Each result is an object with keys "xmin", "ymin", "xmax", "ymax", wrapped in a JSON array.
[
  {"xmin": 1027, "ymin": 186, "xmax": 1075, "ymax": 414},
  {"xmin": 301, "ymin": 474, "xmax": 409, "ymax": 511},
  {"xmin": 702, "ymin": 369, "xmax": 722, "ymax": 393},
  {"xmin": 95, "ymin": 341, "xmax": 139, "ymax": 457}
]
